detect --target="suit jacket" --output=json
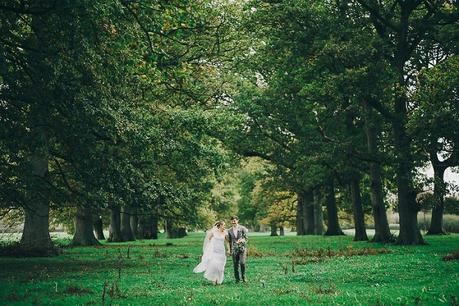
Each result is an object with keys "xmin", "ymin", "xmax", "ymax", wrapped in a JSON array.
[{"xmin": 228, "ymin": 225, "xmax": 248, "ymax": 253}]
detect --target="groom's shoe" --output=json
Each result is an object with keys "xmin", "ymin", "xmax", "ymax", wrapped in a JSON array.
[{"xmin": 234, "ymin": 268, "xmax": 240, "ymax": 283}]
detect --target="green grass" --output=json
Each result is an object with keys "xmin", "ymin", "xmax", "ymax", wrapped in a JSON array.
[{"xmin": 0, "ymin": 233, "xmax": 458, "ymax": 305}]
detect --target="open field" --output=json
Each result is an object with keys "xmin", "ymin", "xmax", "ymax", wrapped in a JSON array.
[{"xmin": 0, "ymin": 233, "xmax": 458, "ymax": 305}]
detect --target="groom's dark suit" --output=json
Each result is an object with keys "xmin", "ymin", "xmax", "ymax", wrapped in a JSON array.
[{"xmin": 228, "ymin": 225, "xmax": 248, "ymax": 282}]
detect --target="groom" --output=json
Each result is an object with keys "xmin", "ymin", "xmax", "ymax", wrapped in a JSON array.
[{"xmin": 227, "ymin": 216, "xmax": 248, "ymax": 283}]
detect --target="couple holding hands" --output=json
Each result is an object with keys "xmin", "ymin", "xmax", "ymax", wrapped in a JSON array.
[{"xmin": 193, "ymin": 216, "xmax": 248, "ymax": 285}]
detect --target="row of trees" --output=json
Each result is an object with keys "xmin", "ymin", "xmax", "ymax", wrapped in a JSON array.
[
  {"xmin": 0, "ymin": 0, "xmax": 241, "ymax": 254},
  {"xmin": 218, "ymin": 0, "xmax": 459, "ymax": 245},
  {"xmin": 1, "ymin": 0, "xmax": 458, "ymax": 253}
]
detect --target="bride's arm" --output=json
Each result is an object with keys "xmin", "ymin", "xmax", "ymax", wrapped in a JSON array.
[{"xmin": 225, "ymin": 233, "xmax": 231, "ymax": 254}]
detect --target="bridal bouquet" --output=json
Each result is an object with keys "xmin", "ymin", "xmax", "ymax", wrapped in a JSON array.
[{"xmin": 233, "ymin": 237, "xmax": 247, "ymax": 254}]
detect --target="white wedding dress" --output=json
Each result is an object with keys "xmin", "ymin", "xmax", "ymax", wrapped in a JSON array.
[{"xmin": 193, "ymin": 228, "xmax": 227, "ymax": 284}]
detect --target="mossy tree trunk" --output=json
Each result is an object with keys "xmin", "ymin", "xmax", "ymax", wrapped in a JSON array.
[
  {"xmin": 279, "ymin": 226, "xmax": 285, "ymax": 236},
  {"xmin": 138, "ymin": 214, "xmax": 159, "ymax": 239},
  {"xmin": 130, "ymin": 211, "xmax": 139, "ymax": 239},
  {"xmin": 364, "ymin": 100, "xmax": 392, "ymax": 242},
  {"xmin": 72, "ymin": 205, "xmax": 100, "ymax": 246},
  {"xmin": 296, "ymin": 192, "xmax": 305, "ymax": 235},
  {"xmin": 427, "ymin": 162, "xmax": 447, "ymax": 235},
  {"xmin": 20, "ymin": 127, "xmax": 57, "ymax": 255},
  {"xmin": 93, "ymin": 216, "xmax": 105, "ymax": 240},
  {"xmin": 324, "ymin": 181, "xmax": 344, "ymax": 236},
  {"xmin": 270, "ymin": 222, "xmax": 278, "ymax": 236},
  {"xmin": 165, "ymin": 220, "xmax": 187, "ymax": 238},
  {"xmin": 121, "ymin": 206, "xmax": 135, "ymax": 241},
  {"xmin": 313, "ymin": 187, "xmax": 324, "ymax": 235},
  {"xmin": 350, "ymin": 176, "xmax": 368, "ymax": 241},
  {"xmin": 108, "ymin": 206, "xmax": 123, "ymax": 242}
]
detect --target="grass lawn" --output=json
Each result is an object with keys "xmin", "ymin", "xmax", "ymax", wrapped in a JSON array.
[{"xmin": 0, "ymin": 232, "xmax": 458, "ymax": 305}]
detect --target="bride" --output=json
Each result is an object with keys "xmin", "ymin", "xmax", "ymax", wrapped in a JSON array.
[{"xmin": 193, "ymin": 220, "xmax": 228, "ymax": 285}]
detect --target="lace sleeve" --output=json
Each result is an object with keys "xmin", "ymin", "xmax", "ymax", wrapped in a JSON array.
[{"xmin": 203, "ymin": 228, "xmax": 214, "ymax": 252}]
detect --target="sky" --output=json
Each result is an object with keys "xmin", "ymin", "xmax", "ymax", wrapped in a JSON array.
[{"xmin": 421, "ymin": 164, "xmax": 459, "ymax": 196}]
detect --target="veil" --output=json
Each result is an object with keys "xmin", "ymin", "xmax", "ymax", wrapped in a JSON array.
[{"xmin": 193, "ymin": 226, "xmax": 218, "ymax": 273}]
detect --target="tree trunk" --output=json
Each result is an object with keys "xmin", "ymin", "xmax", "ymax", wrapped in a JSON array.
[
  {"xmin": 361, "ymin": 3, "xmax": 424, "ymax": 244},
  {"xmin": 177, "ymin": 228, "xmax": 187, "ymax": 237},
  {"xmin": 130, "ymin": 210, "xmax": 139, "ymax": 239},
  {"xmin": 138, "ymin": 214, "xmax": 159, "ymax": 239},
  {"xmin": 108, "ymin": 206, "xmax": 123, "ymax": 242},
  {"xmin": 302, "ymin": 189, "xmax": 316, "ymax": 234},
  {"xmin": 391, "ymin": 27, "xmax": 424, "ymax": 244},
  {"xmin": 165, "ymin": 220, "xmax": 186, "ymax": 238},
  {"xmin": 93, "ymin": 216, "xmax": 105, "ymax": 240},
  {"xmin": 392, "ymin": 105, "xmax": 423, "ymax": 244},
  {"xmin": 72, "ymin": 205, "xmax": 100, "ymax": 246},
  {"xmin": 296, "ymin": 192, "xmax": 305, "ymax": 235},
  {"xmin": 150, "ymin": 213, "xmax": 159, "ymax": 239},
  {"xmin": 350, "ymin": 177, "xmax": 368, "ymax": 241},
  {"xmin": 324, "ymin": 181, "xmax": 344, "ymax": 236},
  {"xmin": 297, "ymin": 189, "xmax": 318, "ymax": 235},
  {"xmin": 121, "ymin": 206, "xmax": 135, "ymax": 241},
  {"xmin": 364, "ymin": 100, "xmax": 392, "ymax": 242},
  {"xmin": 427, "ymin": 165, "xmax": 447, "ymax": 235},
  {"xmin": 21, "ymin": 200, "xmax": 55, "ymax": 254},
  {"xmin": 279, "ymin": 226, "xmax": 285, "ymax": 236},
  {"xmin": 312, "ymin": 187, "xmax": 324, "ymax": 235},
  {"xmin": 270, "ymin": 222, "xmax": 278, "ymax": 236},
  {"xmin": 137, "ymin": 216, "xmax": 148, "ymax": 239},
  {"xmin": 20, "ymin": 128, "xmax": 57, "ymax": 255}
]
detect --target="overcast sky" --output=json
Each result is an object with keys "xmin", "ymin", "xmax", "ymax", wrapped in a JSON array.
[{"xmin": 421, "ymin": 164, "xmax": 459, "ymax": 196}]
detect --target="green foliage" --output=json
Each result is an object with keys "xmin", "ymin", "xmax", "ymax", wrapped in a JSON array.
[
  {"xmin": 1, "ymin": 0, "xmax": 458, "ymax": 247},
  {"xmin": 0, "ymin": 0, "xmax": 241, "ymax": 231}
]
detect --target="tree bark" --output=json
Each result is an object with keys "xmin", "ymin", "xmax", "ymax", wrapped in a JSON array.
[
  {"xmin": 390, "ymin": 6, "xmax": 423, "ymax": 245},
  {"xmin": 72, "ymin": 205, "xmax": 100, "ymax": 246},
  {"xmin": 297, "ymin": 189, "xmax": 320, "ymax": 235},
  {"xmin": 21, "ymin": 200, "xmax": 55, "ymax": 254},
  {"xmin": 303, "ymin": 188, "xmax": 316, "ymax": 235},
  {"xmin": 121, "ymin": 206, "xmax": 135, "ymax": 241},
  {"xmin": 138, "ymin": 214, "xmax": 159, "ymax": 239},
  {"xmin": 279, "ymin": 226, "xmax": 285, "ymax": 236},
  {"xmin": 427, "ymin": 165, "xmax": 447, "ymax": 235},
  {"xmin": 296, "ymin": 192, "xmax": 305, "ymax": 235},
  {"xmin": 392, "ymin": 93, "xmax": 423, "ymax": 244},
  {"xmin": 364, "ymin": 100, "xmax": 393, "ymax": 242},
  {"xmin": 93, "ymin": 215, "xmax": 105, "ymax": 240},
  {"xmin": 150, "ymin": 213, "xmax": 159, "ymax": 239},
  {"xmin": 350, "ymin": 177, "xmax": 368, "ymax": 241},
  {"xmin": 108, "ymin": 206, "xmax": 123, "ymax": 242},
  {"xmin": 270, "ymin": 222, "xmax": 278, "ymax": 236},
  {"xmin": 312, "ymin": 187, "xmax": 324, "ymax": 235},
  {"xmin": 324, "ymin": 181, "xmax": 344, "ymax": 236},
  {"xmin": 20, "ymin": 127, "xmax": 57, "ymax": 255},
  {"xmin": 165, "ymin": 220, "xmax": 186, "ymax": 238},
  {"xmin": 130, "ymin": 210, "xmax": 139, "ymax": 239}
]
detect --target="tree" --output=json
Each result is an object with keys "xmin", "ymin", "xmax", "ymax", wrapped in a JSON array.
[
  {"xmin": 412, "ymin": 56, "xmax": 459, "ymax": 234},
  {"xmin": 0, "ymin": 0, "xmax": 239, "ymax": 251},
  {"xmin": 347, "ymin": 0, "xmax": 459, "ymax": 244}
]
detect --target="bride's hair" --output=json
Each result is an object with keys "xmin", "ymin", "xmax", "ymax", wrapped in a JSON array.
[{"xmin": 214, "ymin": 220, "xmax": 225, "ymax": 228}]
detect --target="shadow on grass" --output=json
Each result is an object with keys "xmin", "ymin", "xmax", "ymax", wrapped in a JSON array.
[
  {"xmin": 443, "ymin": 251, "xmax": 459, "ymax": 261},
  {"xmin": 0, "ymin": 256, "xmax": 140, "ymax": 282}
]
